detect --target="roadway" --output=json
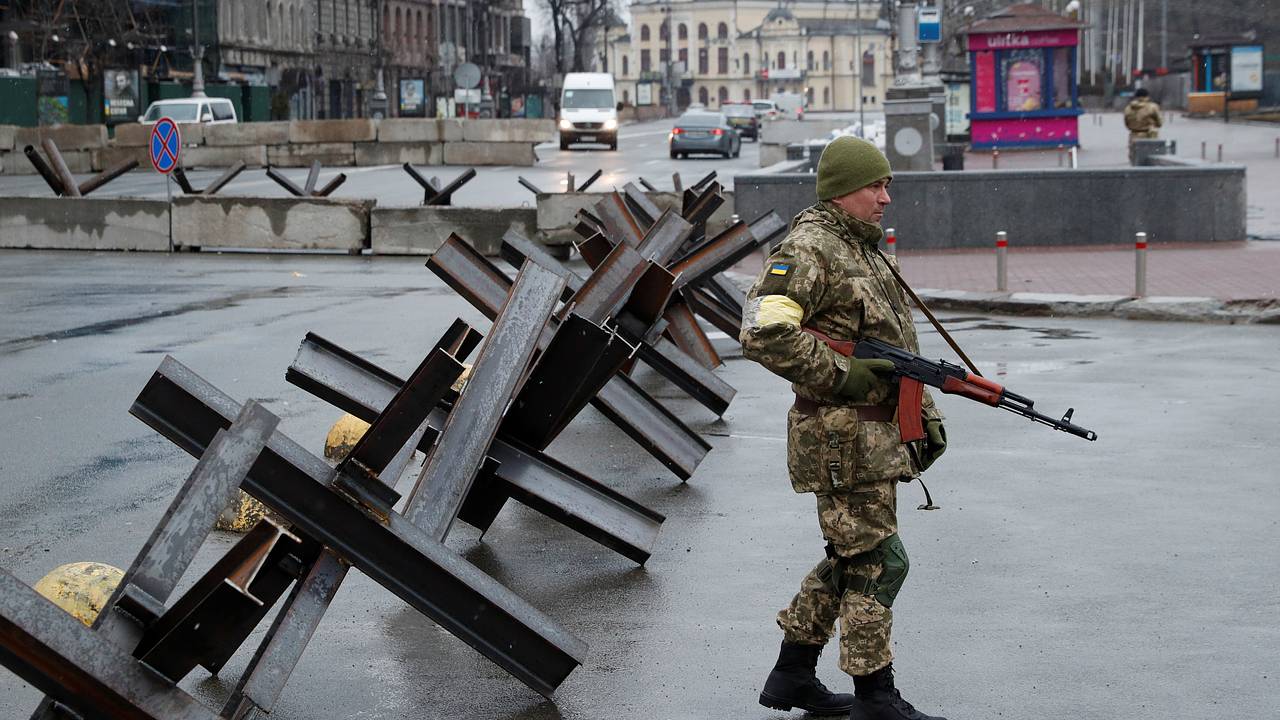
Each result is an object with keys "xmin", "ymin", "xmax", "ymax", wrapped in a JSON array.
[{"xmin": 0, "ymin": 250, "xmax": 1275, "ymax": 720}]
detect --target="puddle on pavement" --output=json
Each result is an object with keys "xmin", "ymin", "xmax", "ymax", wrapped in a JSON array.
[
  {"xmin": 991, "ymin": 359, "xmax": 1095, "ymax": 376},
  {"xmin": 929, "ymin": 318, "xmax": 1096, "ymax": 341}
]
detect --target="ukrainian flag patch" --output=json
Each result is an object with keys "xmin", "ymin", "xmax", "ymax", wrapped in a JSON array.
[{"xmin": 768, "ymin": 263, "xmax": 791, "ymax": 277}]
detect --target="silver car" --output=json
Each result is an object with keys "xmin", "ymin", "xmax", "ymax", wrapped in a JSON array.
[{"xmin": 669, "ymin": 112, "xmax": 742, "ymax": 159}]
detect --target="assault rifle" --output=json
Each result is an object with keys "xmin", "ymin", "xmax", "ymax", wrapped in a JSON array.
[{"xmin": 803, "ymin": 328, "xmax": 1098, "ymax": 442}]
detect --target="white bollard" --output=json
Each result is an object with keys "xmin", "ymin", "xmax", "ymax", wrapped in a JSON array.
[
  {"xmin": 1134, "ymin": 232, "xmax": 1148, "ymax": 297},
  {"xmin": 885, "ymin": 227, "xmax": 897, "ymax": 255},
  {"xmin": 992, "ymin": 149, "xmax": 1000, "ymax": 169},
  {"xmin": 1070, "ymin": 146, "xmax": 1079, "ymax": 168},
  {"xmin": 996, "ymin": 231, "xmax": 1008, "ymax": 292}
]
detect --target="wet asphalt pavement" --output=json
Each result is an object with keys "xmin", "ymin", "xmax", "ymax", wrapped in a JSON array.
[{"xmin": 0, "ymin": 250, "xmax": 1276, "ymax": 719}]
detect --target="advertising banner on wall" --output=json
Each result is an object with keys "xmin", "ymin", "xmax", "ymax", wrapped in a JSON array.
[
  {"xmin": 1230, "ymin": 45, "xmax": 1263, "ymax": 94},
  {"xmin": 636, "ymin": 82, "xmax": 654, "ymax": 106},
  {"xmin": 37, "ymin": 70, "xmax": 69, "ymax": 125},
  {"xmin": 399, "ymin": 78, "xmax": 426, "ymax": 116},
  {"xmin": 103, "ymin": 69, "xmax": 140, "ymax": 125}
]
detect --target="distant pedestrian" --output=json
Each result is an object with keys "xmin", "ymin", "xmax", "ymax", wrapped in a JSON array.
[{"xmin": 1124, "ymin": 88, "xmax": 1163, "ymax": 164}]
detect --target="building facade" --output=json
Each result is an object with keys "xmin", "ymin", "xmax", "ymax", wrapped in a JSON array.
[{"xmin": 604, "ymin": 0, "xmax": 893, "ymax": 113}]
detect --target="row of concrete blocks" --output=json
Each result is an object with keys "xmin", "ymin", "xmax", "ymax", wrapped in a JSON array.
[
  {"xmin": 0, "ymin": 195, "xmax": 537, "ymax": 255},
  {"xmin": 0, "ymin": 118, "xmax": 555, "ymax": 173}
]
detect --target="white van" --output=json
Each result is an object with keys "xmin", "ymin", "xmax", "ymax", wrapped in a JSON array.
[
  {"xmin": 559, "ymin": 73, "xmax": 620, "ymax": 151},
  {"xmin": 139, "ymin": 97, "xmax": 238, "ymax": 125}
]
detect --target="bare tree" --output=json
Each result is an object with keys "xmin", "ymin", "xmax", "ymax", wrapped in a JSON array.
[{"xmin": 539, "ymin": 0, "xmax": 614, "ymax": 75}]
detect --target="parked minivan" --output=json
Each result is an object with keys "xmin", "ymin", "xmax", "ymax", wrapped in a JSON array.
[
  {"xmin": 559, "ymin": 73, "xmax": 620, "ymax": 151},
  {"xmin": 139, "ymin": 98, "xmax": 238, "ymax": 125}
]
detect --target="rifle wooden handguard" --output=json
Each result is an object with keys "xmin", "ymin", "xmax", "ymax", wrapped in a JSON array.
[{"xmin": 802, "ymin": 327, "xmax": 926, "ymax": 443}]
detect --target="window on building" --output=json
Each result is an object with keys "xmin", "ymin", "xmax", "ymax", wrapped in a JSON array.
[
  {"xmin": 807, "ymin": 87, "xmax": 815, "ymax": 105},
  {"xmin": 678, "ymin": 23, "xmax": 688, "ymax": 41},
  {"xmin": 777, "ymin": 51, "xmax": 786, "ymax": 70},
  {"xmin": 698, "ymin": 86, "xmax": 709, "ymax": 104},
  {"xmin": 641, "ymin": 24, "xmax": 650, "ymax": 42},
  {"xmin": 823, "ymin": 87, "xmax": 830, "ymax": 105},
  {"xmin": 862, "ymin": 50, "xmax": 875, "ymax": 87},
  {"xmin": 394, "ymin": 7, "xmax": 401, "ymax": 47},
  {"xmin": 641, "ymin": 49, "xmax": 651, "ymax": 72},
  {"xmin": 743, "ymin": 53, "xmax": 750, "ymax": 75},
  {"xmin": 660, "ymin": 48, "xmax": 669, "ymax": 64},
  {"xmin": 744, "ymin": 88, "xmax": 752, "ymax": 101},
  {"xmin": 679, "ymin": 47, "xmax": 688, "ymax": 68},
  {"xmin": 807, "ymin": 51, "xmax": 814, "ymax": 71},
  {"xmin": 717, "ymin": 86, "xmax": 728, "ymax": 105},
  {"xmin": 717, "ymin": 47, "xmax": 728, "ymax": 74},
  {"xmin": 717, "ymin": 22, "xmax": 728, "ymax": 40},
  {"xmin": 660, "ymin": 20, "xmax": 669, "ymax": 41},
  {"xmin": 623, "ymin": 55, "xmax": 629, "ymax": 76},
  {"xmin": 623, "ymin": 89, "xmax": 630, "ymax": 104},
  {"xmin": 698, "ymin": 48, "xmax": 708, "ymax": 74},
  {"xmin": 698, "ymin": 23, "xmax": 708, "ymax": 40},
  {"xmin": 823, "ymin": 50, "xmax": 830, "ymax": 70},
  {"xmin": 416, "ymin": 10, "xmax": 423, "ymax": 48}
]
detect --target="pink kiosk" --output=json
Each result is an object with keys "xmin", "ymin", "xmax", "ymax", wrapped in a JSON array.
[{"xmin": 963, "ymin": 4, "xmax": 1086, "ymax": 149}]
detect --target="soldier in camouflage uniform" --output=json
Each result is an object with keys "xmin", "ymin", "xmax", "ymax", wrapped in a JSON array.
[
  {"xmin": 744, "ymin": 136, "xmax": 949, "ymax": 720},
  {"xmin": 1124, "ymin": 88, "xmax": 1163, "ymax": 164}
]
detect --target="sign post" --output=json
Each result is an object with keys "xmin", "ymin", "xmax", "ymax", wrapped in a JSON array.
[{"xmin": 150, "ymin": 117, "xmax": 181, "ymax": 251}]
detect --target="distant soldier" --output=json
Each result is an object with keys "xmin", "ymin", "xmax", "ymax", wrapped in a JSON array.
[{"xmin": 1124, "ymin": 88, "xmax": 1163, "ymax": 164}]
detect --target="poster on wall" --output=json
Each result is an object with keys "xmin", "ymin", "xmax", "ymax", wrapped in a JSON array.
[
  {"xmin": 399, "ymin": 78, "xmax": 426, "ymax": 116},
  {"xmin": 636, "ymin": 82, "xmax": 654, "ymax": 107},
  {"xmin": 1229, "ymin": 45, "xmax": 1263, "ymax": 94},
  {"xmin": 103, "ymin": 70, "xmax": 140, "ymax": 125},
  {"xmin": 37, "ymin": 70, "xmax": 69, "ymax": 125},
  {"xmin": 974, "ymin": 51, "xmax": 996, "ymax": 113}
]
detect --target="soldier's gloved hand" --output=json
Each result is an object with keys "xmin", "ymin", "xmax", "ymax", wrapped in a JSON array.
[
  {"xmin": 920, "ymin": 418, "xmax": 947, "ymax": 470},
  {"xmin": 837, "ymin": 358, "xmax": 895, "ymax": 401}
]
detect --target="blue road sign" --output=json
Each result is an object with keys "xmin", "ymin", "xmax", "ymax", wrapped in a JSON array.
[{"xmin": 149, "ymin": 117, "xmax": 181, "ymax": 174}]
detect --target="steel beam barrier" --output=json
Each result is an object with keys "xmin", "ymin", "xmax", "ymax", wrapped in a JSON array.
[{"xmin": 130, "ymin": 357, "xmax": 587, "ymax": 697}]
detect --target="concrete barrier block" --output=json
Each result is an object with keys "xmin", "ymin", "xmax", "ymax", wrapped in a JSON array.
[
  {"xmin": 439, "ymin": 118, "xmax": 465, "ymax": 142},
  {"xmin": 461, "ymin": 119, "xmax": 557, "ymax": 143},
  {"xmin": 111, "ymin": 123, "xmax": 154, "ymax": 147},
  {"xmin": 442, "ymin": 141, "xmax": 536, "ymax": 166},
  {"xmin": 371, "ymin": 206, "xmax": 535, "ymax": 256},
  {"xmin": 377, "ymin": 119, "xmax": 443, "ymax": 143},
  {"xmin": 288, "ymin": 119, "xmax": 377, "ymax": 144},
  {"xmin": 267, "ymin": 142, "xmax": 356, "ymax": 167},
  {"xmin": 92, "ymin": 146, "xmax": 152, "ymax": 171},
  {"xmin": 354, "ymin": 141, "xmax": 442, "ymax": 166},
  {"xmin": 15, "ymin": 124, "xmax": 109, "ymax": 150},
  {"xmin": 172, "ymin": 196, "xmax": 372, "ymax": 251},
  {"xmin": 0, "ymin": 196, "xmax": 170, "ymax": 251},
  {"xmin": 0, "ymin": 124, "xmax": 18, "ymax": 151},
  {"xmin": 205, "ymin": 121, "xmax": 290, "ymax": 146},
  {"xmin": 181, "ymin": 145, "xmax": 268, "ymax": 168},
  {"xmin": 0, "ymin": 151, "xmax": 36, "ymax": 174}
]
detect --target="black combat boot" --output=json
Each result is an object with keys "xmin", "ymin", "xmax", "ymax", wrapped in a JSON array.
[
  {"xmin": 758, "ymin": 641, "xmax": 855, "ymax": 715},
  {"xmin": 849, "ymin": 664, "xmax": 947, "ymax": 720}
]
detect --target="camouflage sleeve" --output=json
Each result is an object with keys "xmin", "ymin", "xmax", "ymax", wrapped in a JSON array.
[
  {"xmin": 922, "ymin": 388, "xmax": 944, "ymax": 422},
  {"xmin": 739, "ymin": 234, "xmax": 849, "ymax": 393}
]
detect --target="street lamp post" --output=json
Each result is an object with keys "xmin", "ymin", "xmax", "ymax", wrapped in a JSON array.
[{"xmin": 190, "ymin": 0, "xmax": 206, "ymax": 97}]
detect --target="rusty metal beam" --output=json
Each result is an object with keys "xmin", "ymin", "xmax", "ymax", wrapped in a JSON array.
[
  {"xmin": 79, "ymin": 158, "xmax": 140, "ymax": 196},
  {"xmin": 130, "ymin": 357, "xmax": 588, "ymax": 697},
  {"xmin": 576, "ymin": 169, "xmax": 604, "ymax": 192},
  {"xmin": 664, "ymin": 300, "xmax": 722, "ymax": 369},
  {"xmin": 202, "ymin": 161, "xmax": 248, "ymax": 196},
  {"xmin": 406, "ymin": 262, "xmax": 567, "ymax": 540},
  {"xmin": 684, "ymin": 286, "xmax": 743, "ymax": 337},
  {"xmin": 41, "ymin": 139, "xmax": 80, "ymax": 198},
  {"xmin": 22, "ymin": 145, "xmax": 66, "ymax": 196},
  {"xmin": 265, "ymin": 165, "xmax": 305, "ymax": 197},
  {"xmin": 425, "ymin": 168, "xmax": 477, "ymax": 206},
  {"xmin": 593, "ymin": 191, "xmax": 645, "ymax": 247},
  {"xmin": 636, "ymin": 209, "xmax": 694, "ymax": 266}
]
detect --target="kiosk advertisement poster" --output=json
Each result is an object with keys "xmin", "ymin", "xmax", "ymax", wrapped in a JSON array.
[
  {"xmin": 1230, "ymin": 45, "xmax": 1263, "ymax": 94},
  {"xmin": 637, "ymin": 82, "xmax": 654, "ymax": 107},
  {"xmin": 104, "ymin": 70, "xmax": 140, "ymax": 125},
  {"xmin": 399, "ymin": 78, "xmax": 426, "ymax": 116},
  {"xmin": 37, "ymin": 70, "xmax": 69, "ymax": 125}
]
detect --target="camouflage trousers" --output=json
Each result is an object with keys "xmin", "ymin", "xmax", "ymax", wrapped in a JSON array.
[{"xmin": 776, "ymin": 479, "xmax": 899, "ymax": 676}]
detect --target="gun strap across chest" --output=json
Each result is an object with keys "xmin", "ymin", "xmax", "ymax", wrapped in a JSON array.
[{"xmin": 876, "ymin": 250, "xmax": 985, "ymax": 379}]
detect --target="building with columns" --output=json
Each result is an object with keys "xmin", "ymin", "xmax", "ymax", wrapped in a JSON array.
[{"xmin": 603, "ymin": 0, "xmax": 893, "ymax": 114}]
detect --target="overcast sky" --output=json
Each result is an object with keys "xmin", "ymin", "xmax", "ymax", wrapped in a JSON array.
[{"xmin": 525, "ymin": 0, "xmax": 633, "ymax": 42}]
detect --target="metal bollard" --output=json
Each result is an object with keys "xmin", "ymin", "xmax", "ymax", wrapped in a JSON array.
[
  {"xmin": 992, "ymin": 149, "xmax": 1000, "ymax": 169},
  {"xmin": 1275, "ymin": 137, "xmax": 1278, "ymax": 159},
  {"xmin": 1057, "ymin": 145, "xmax": 1064, "ymax": 167},
  {"xmin": 1134, "ymin": 232, "xmax": 1148, "ymax": 297},
  {"xmin": 1069, "ymin": 146, "xmax": 1079, "ymax": 168},
  {"xmin": 1201, "ymin": 141, "xmax": 1206, "ymax": 160},
  {"xmin": 885, "ymin": 227, "xmax": 897, "ymax": 255},
  {"xmin": 1217, "ymin": 144, "xmax": 1223, "ymax": 162},
  {"xmin": 996, "ymin": 231, "xmax": 1008, "ymax": 292}
]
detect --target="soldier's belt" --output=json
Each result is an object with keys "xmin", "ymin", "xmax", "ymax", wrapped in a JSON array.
[{"xmin": 792, "ymin": 395, "xmax": 895, "ymax": 423}]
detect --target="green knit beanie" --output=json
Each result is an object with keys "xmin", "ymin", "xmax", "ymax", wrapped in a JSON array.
[{"xmin": 815, "ymin": 136, "xmax": 892, "ymax": 201}]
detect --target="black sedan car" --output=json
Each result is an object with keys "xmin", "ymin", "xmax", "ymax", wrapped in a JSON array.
[
  {"xmin": 669, "ymin": 112, "xmax": 742, "ymax": 159},
  {"xmin": 722, "ymin": 102, "xmax": 760, "ymax": 141}
]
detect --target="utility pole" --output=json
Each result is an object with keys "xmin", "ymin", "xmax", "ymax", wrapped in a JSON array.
[
  {"xmin": 190, "ymin": 0, "xmax": 206, "ymax": 97},
  {"xmin": 856, "ymin": 0, "xmax": 864, "ymax": 133},
  {"xmin": 665, "ymin": 1, "xmax": 676, "ymax": 115},
  {"xmin": 1160, "ymin": 0, "xmax": 1168, "ymax": 69}
]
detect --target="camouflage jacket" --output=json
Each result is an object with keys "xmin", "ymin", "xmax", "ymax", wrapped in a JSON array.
[
  {"xmin": 1124, "ymin": 98, "xmax": 1162, "ymax": 134},
  {"xmin": 741, "ymin": 201, "xmax": 942, "ymax": 490}
]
